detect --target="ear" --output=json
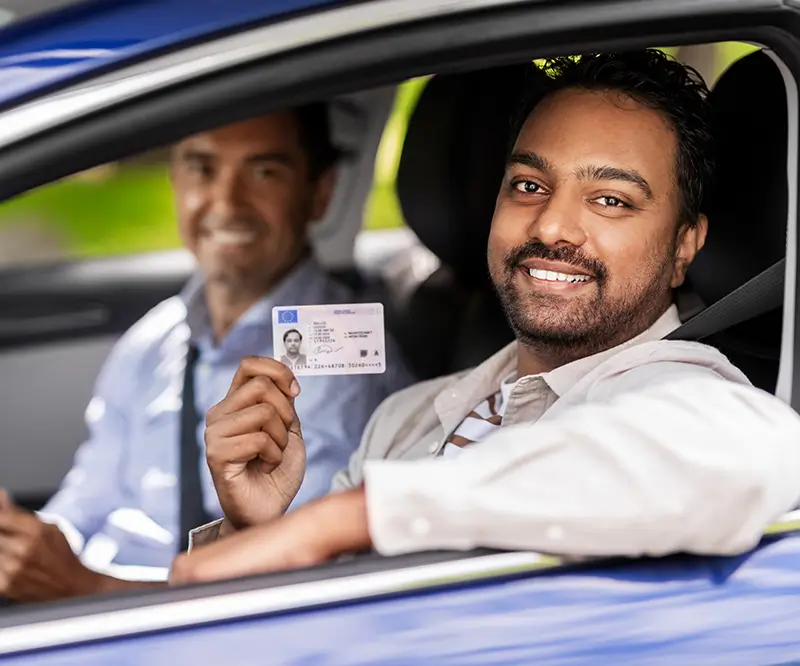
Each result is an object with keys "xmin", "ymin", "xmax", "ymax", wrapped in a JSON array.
[
  {"xmin": 310, "ymin": 167, "xmax": 337, "ymax": 222},
  {"xmin": 671, "ymin": 214, "xmax": 708, "ymax": 288}
]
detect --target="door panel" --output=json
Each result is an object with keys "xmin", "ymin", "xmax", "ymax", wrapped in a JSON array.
[{"xmin": 0, "ymin": 249, "xmax": 194, "ymax": 507}]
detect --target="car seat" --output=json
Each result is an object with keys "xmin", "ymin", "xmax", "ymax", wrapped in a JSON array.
[
  {"xmin": 688, "ymin": 50, "xmax": 787, "ymax": 393},
  {"xmin": 395, "ymin": 64, "xmax": 536, "ymax": 378}
]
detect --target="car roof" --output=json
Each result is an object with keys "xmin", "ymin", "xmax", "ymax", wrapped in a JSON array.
[{"xmin": 0, "ymin": 0, "xmax": 342, "ymax": 106}]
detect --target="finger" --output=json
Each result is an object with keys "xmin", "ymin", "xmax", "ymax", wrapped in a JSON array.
[
  {"xmin": 0, "ymin": 532, "xmax": 27, "ymax": 558},
  {"xmin": 206, "ymin": 431, "xmax": 284, "ymax": 470},
  {"xmin": 209, "ymin": 377, "xmax": 295, "ymax": 428},
  {"xmin": 226, "ymin": 356, "xmax": 300, "ymax": 399},
  {"xmin": 207, "ymin": 402, "xmax": 291, "ymax": 444},
  {"xmin": 0, "ymin": 489, "xmax": 10, "ymax": 511},
  {"xmin": 0, "ymin": 509, "xmax": 37, "ymax": 538}
]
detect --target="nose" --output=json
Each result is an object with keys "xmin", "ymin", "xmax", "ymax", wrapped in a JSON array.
[
  {"xmin": 527, "ymin": 187, "xmax": 587, "ymax": 248},
  {"xmin": 208, "ymin": 168, "xmax": 246, "ymax": 219}
]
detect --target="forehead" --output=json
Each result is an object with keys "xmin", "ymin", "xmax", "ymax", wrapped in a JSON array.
[
  {"xmin": 514, "ymin": 88, "xmax": 677, "ymax": 186},
  {"xmin": 286, "ymin": 331, "xmax": 301, "ymax": 338},
  {"xmin": 175, "ymin": 111, "xmax": 302, "ymax": 159}
]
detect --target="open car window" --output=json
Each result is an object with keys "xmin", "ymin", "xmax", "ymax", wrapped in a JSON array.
[{"xmin": 0, "ymin": 0, "xmax": 797, "ymax": 662}]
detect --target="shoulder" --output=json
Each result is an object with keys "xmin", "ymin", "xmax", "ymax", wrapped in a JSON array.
[
  {"xmin": 104, "ymin": 295, "xmax": 187, "ymax": 369},
  {"xmin": 584, "ymin": 339, "xmax": 752, "ymax": 395}
]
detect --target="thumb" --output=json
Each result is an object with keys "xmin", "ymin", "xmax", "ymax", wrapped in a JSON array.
[{"xmin": 0, "ymin": 488, "xmax": 11, "ymax": 511}]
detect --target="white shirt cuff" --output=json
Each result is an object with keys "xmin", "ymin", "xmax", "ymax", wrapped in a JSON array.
[
  {"xmin": 363, "ymin": 459, "xmax": 477, "ymax": 556},
  {"xmin": 188, "ymin": 518, "xmax": 224, "ymax": 552}
]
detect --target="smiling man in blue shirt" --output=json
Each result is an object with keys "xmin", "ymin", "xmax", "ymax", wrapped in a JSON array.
[{"xmin": 0, "ymin": 104, "xmax": 412, "ymax": 601}]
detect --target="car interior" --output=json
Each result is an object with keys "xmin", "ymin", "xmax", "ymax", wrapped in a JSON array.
[
  {"xmin": 0, "ymin": 43, "xmax": 792, "ymax": 508},
  {"xmin": 0, "ymin": 32, "xmax": 794, "ymax": 623}
]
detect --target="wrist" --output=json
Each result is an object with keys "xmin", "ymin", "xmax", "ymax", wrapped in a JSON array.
[{"xmin": 218, "ymin": 518, "xmax": 238, "ymax": 538}]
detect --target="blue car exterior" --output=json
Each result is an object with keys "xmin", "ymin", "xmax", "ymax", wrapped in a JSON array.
[
  {"xmin": 0, "ymin": 0, "xmax": 337, "ymax": 106},
  {"xmin": 1, "ymin": 533, "xmax": 800, "ymax": 665},
  {"xmin": 0, "ymin": 1, "xmax": 798, "ymax": 664}
]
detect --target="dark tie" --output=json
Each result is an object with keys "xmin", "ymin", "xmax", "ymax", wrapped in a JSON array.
[{"xmin": 178, "ymin": 343, "xmax": 212, "ymax": 553}]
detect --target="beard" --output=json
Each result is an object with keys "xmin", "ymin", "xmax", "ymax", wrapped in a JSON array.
[{"xmin": 492, "ymin": 240, "xmax": 674, "ymax": 363}]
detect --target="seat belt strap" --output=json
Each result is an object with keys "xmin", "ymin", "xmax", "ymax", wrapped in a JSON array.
[{"xmin": 666, "ymin": 258, "xmax": 785, "ymax": 341}]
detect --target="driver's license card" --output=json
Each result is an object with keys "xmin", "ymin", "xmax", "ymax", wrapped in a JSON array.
[{"xmin": 272, "ymin": 303, "xmax": 386, "ymax": 376}]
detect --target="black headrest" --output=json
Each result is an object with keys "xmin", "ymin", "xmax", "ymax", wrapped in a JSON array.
[
  {"xmin": 690, "ymin": 51, "xmax": 787, "ymax": 307},
  {"xmin": 397, "ymin": 64, "xmax": 536, "ymax": 286}
]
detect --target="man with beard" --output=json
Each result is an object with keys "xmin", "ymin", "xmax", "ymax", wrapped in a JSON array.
[
  {"xmin": 0, "ymin": 106, "xmax": 412, "ymax": 602},
  {"xmin": 170, "ymin": 50, "xmax": 800, "ymax": 583}
]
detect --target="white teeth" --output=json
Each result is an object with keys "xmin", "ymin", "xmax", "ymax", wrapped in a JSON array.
[
  {"xmin": 528, "ymin": 268, "xmax": 590, "ymax": 283},
  {"xmin": 209, "ymin": 229, "xmax": 256, "ymax": 245}
]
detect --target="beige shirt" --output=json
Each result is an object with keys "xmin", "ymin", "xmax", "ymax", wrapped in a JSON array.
[{"xmin": 192, "ymin": 306, "xmax": 800, "ymax": 558}]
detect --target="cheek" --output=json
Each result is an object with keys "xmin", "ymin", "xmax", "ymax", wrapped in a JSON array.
[
  {"xmin": 183, "ymin": 191, "xmax": 204, "ymax": 215},
  {"xmin": 176, "ymin": 190, "xmax": 204, "ymax": 241},
  {"xmin": 488, "ymin": 206, "xmax": 525, "ymax": 263},
  {"xmin": 594, "ymin": 224, "xmax": 673, "ymax": 287}
]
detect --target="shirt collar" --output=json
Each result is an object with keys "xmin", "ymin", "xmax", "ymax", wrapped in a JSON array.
[
  {"xmin": 541, "ymin": 304, "xmax": 681, "ymax": 396},
  {"xmin": 180, "ymin": 256, "xmax": 322, "ymax": 348},
  {"xmin": 434, "ymin": 304, "xmax": 681, "ymax": 435}
]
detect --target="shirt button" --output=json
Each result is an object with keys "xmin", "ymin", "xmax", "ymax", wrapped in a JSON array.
[
  {"xmin": 410, "ymin": 517, "xmax": 432, "ymax": 537},
  {"xmin": 428, "ymin": 441, "xmax": 440, "ymax": 454},
  {"xmin": 449, "ymin": 390, "xmax": 459, "ymax": 399},
  {"xmin": 547, "ymin": 525, "xmax": 565, "ymax": 541}
]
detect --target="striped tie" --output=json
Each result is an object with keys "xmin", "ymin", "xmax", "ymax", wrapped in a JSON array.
[{"xmin": 446, "ymin": 392, "xmax": 503, "ymax": 447}]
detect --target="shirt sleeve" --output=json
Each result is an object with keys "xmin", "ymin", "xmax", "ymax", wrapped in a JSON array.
[
  {"xmin": 40, "ymin": 341, "xmax": 134, "ymax": 552},
  {"xmin": 363, "ymin": 362, "xmax": 800, "ymax": 558}
]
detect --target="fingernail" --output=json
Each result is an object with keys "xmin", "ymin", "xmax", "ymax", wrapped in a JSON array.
[{"xmin": 290, "ymin": 380, "xmax": 301, "ymax": 397}]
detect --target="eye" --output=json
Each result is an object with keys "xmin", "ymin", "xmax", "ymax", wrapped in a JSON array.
[
  {"xmin": 513, "ymin": 180, "xmax": 544, "ymax": 194},
  {"xmin": 253, "ymin": 165, "xmax": 279, "ymax": 180},
  {"xmin": 595, "ymin": 195, "xmax": 629, "ymax": 208},
  {"xmin": 186, "ymin": 162, "xmax": 213, "ymax": 178}
]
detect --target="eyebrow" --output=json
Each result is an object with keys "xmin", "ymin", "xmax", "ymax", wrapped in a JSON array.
[
  {"xmin": 577, "ymin": 164, "xmax": 654, "ymax": 200},
  {"xmin": 245, "ymin": 152, "xmax": 294, "ymax": 167},
  {"xmin": 176, "ymin": 149, "xmax": 294, "ymax": 167},
  {"xmin": 507, "ymin": 151, "xmax": 555, "ymax": 173}
]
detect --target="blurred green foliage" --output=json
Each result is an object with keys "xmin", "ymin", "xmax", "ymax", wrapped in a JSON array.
[{"xmin": 0, "ymin": 42, "xmax": 762, "ymax": 261}]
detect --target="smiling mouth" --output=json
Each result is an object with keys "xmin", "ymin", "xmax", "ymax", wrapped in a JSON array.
[
  {"xmin": 205, "ymin": 228, "xmax": 257, "ymax": 246},
  {"xmin": 522, "ymin": 266, "xmax": 594, "ymax": 284}
]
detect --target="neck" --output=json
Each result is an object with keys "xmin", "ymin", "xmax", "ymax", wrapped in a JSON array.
[
  {"xmin": 204, "ymin": 282, "xmax": 265, "ymax": 343},
  {"xmin": 204, "ymin": 256, "xmax": 307, "ymax": 343},
  {"xmin": 515, "ymin": 345, "xmax": 576, "ymax": 378}
]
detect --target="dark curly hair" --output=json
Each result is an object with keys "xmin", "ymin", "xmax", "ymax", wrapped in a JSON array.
[{"xmin": 510, "ymin": 50, "xmax": 714, "ymax": 227}]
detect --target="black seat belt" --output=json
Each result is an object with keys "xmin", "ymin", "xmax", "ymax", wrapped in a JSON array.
[
  {"xmin": 178, "ymin": 344, "xmax": 212, "ymax": 553},
  {"xmin": 666, "ymin": 258, "xmax": 785, "ymax": 341}
]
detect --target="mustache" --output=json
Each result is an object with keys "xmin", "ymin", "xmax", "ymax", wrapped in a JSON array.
[
  {"xmin": 200, "ymin": 214, "xmax": 263, "ymax": 230},
  {"xmin": 503, "ymin": 240, "xmax": 607, "ymax": 280}
]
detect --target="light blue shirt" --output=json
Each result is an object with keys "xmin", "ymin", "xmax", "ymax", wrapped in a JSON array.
[{"xmin": 41, "ymin": 258, "xmax": 413, "ymax": 573}]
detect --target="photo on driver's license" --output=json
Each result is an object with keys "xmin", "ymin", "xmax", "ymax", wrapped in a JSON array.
[{"xmin": 272, "ymin": 303, "xmax": 387, "ymax": 376}]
